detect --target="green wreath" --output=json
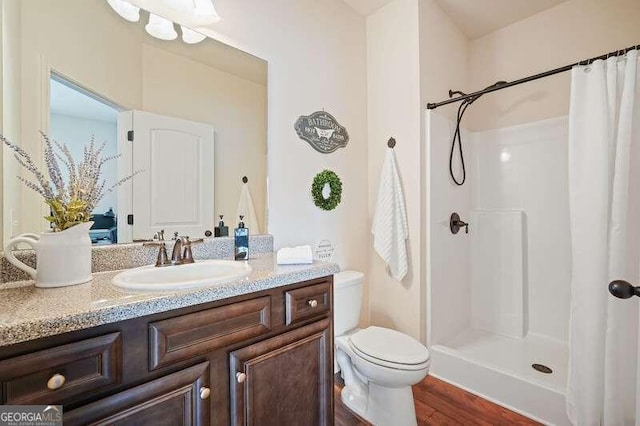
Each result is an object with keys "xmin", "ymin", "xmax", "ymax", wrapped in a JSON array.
[{"xmin": 311, "ymin": 170, "xmax": 342, "ymax": 211}]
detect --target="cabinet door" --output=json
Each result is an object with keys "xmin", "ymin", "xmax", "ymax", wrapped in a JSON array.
[
  {"xmin": 64, "ymin": 362, "xmax": 210, "ymax": 426},
  {"xmin": 229, "ymin": 318, "xmax": 333, "ymax": 426}
]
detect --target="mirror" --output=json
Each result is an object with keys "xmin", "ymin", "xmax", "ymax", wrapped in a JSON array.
[{"xmin": 1, "ymin": 0, "xmax": 267, "ymax": 246}]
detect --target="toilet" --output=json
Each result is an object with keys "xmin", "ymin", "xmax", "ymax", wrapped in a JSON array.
[{"xmin": 334, "ymin": 271, "xmax": 430, "ymax": 426}]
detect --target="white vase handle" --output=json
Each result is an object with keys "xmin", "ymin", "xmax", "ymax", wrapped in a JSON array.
[
  {"xmin": 20, "ymin": 233, "xmax": 41, "ymax": 241},
  {"xmin": 4, "ymin": 235, "xmax": 39, "ymax": 279}
]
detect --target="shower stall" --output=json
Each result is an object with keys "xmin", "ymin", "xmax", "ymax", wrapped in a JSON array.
[
  {"xmin": 426, "ymin": 113, "xmax": 571, "ymax": 425},
  {"xmin": 425, "ymin": 46, "xmax": 640, "ymax": 426}
]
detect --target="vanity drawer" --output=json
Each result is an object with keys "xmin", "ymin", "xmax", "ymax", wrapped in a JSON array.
[
  {"xmin": 149, "ymin": 296, "xmax": 271, "ymax": 370},
  {"xmin": 285, "ymin": 281, "xmax": 331, "ymax": 325},
  {"xmin": 0, "ymin": 332, "xmax": 122, "ymax": 405}
]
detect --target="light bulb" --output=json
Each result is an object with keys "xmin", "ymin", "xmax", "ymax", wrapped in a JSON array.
[
  {"xmin": 193, "ymin": 0, "xmax": 221, "ymax": 25},
  {"xmin": 181, "ymin": 26, "xmax": 207, "ymax": 44},
  {"xmin": 145, "ymin": 13, "xmax": 178, "ymax": 41},
  {"xmin": 106, "ymin": 0, "xmax": 140, "ymax": 22},
  {"xmin": 163, "ymin": 0, "xmax": 191, "ymax": 11}
]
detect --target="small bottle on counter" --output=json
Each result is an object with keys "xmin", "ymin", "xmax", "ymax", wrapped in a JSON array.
[
  {"xmin": 215, "ymin": 215, "xmax": 229, "ymax": 237},
  {"xmin": 234, "ymin": 215, "xmax": 249, "ymax": 260}
]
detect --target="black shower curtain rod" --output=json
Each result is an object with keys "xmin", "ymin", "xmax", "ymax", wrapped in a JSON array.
[{"xmin": 426, "ymin": 44, "xmax": 640, "ymax": 110}]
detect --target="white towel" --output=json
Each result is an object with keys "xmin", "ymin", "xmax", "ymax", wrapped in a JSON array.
[
  {"xmin": 277, "ymin": 245, "xmax": 313, "ymax": 265},
  {"xmin": 372, "ymin": 148, "xmax": 408, "ymax": 280},
  {"xmin": 236, "ymin": 183, "xmax": 260, "ymax": 235}
]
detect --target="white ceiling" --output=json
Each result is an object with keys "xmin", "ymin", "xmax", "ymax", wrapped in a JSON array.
[
  {"xmin": 342, "ymin": 0, "xmax": 396, "ymax": 17},
  {"xmin": 50, "ymin": 78, "xmax": 119, "ymax": 123},
  {"xmin": 124, "ymin": 2, "xmax": 267, "ymax": 85},
  {"xmin": 433, "ymin": 0, "xmax": 569, "ymax": 39},
  {"xmin": 343, "ymin": 0, "xmax": 569, "ymax": 39}
]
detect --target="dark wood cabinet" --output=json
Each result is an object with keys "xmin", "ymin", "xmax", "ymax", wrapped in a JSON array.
[
  {"xmin": 229, "ymin": 318, "xmax": 333, "ymax": 426},
  {"xmin": 149, "ymin": 296, "xmax": 272, "ymax": 370},
  {"xmin": 285, "ymin": 281, "xmax": 331, "ymax": 325},
  {"xmin": 0, "ymin": 332, "xmax": 122, "ymax": 405},
  {"xmin": 64, "ymin": 362, "xmax": 210, "ymax": 426},
  {"xmin": 0, "ymin": 276, "xmax": 334, "ymax": 426}
]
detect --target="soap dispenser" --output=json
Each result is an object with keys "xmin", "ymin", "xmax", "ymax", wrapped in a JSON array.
[
  {"xmin": 215, "ymin": 215, "xmax": 229, "ymax": 237},
  {"xmin": 234, "ymin": 215, "xmax": 249, "ymax": 260}
]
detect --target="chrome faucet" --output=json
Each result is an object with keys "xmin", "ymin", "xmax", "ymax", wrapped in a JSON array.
[
  {"xmin": 171, "ymin": 232, "xmax": 183, "ymax": 265},
  {"xmin": 143, "ymin": 230, "xmax": 171, "ymax": 267},
  {"xmin": 170, "ymin": 234, "xmax": 204, "ymax": 266},
  {"xmin": 181, "ymin": 236, "xmax": 201, "ymax": 263},
  {"xmin": 144, "ymin": 231, "xmax": 203, "ymax": 267}
]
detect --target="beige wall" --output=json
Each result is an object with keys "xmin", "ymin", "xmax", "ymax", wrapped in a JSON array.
[
  {"xmin": 4, "ymin": 0, "xmax": 267, "ymax": 241},
  {"xmin": 365, "ymin": 0, "xmax": 468, "ymax": 342},
  {"xmin": 131, "ymin": 0, "xmax": 370, "ymax": 276},
  {"xmin": 142, "ymin": 45, "xmax": 267, "ymax": 232},
  {"xmin": 419, "ymin": 0, "xmax": 469, "ymax": 120},
  {"xmin": 466, "ymin": 0, "xmax": 640, "ymax": 130},
  {"xmin": 1, "ymin": 0, "xmax": 21, "ymax": 241},
  {"xmin": 367, "ymin": 0, "xmax": 422, "ymax": 338}
]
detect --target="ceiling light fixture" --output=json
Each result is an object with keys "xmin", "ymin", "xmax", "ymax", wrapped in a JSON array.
[
  {"xmin": 106, "ymin": 0, "xmax": 140, "ymax": 22},
  {"xmin": 106, "ymin": 0, "xmax": 219, "ymax": 44},
  {"xmin": 192, "ymin": 0, "xmax": 221, "ymax": 25},
  {"xmin": 145, "ymin": 13, "xmax": 178, "ymax": 40},
  {"xmin": 162, "ymin": 0, "xmax": 221, "ymax": 25},
  {"xmin": 181, "ymin": 25, "xmax": 207, "ymax": 44}
]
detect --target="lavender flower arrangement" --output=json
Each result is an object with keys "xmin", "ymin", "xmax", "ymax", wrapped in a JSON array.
[{"xmin": 2, "ymin": 132, "xmax": 140, "ymax": 231}]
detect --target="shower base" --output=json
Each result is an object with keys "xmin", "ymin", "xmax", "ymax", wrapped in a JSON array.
[{"xmin": 430, "ymin": 328, "xmax": 571, "ymax": 425}]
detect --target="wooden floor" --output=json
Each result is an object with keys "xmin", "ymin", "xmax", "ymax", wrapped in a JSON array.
[{"xmin": 335, "ymin": 375, "xmax": 541, "ymax": 425}]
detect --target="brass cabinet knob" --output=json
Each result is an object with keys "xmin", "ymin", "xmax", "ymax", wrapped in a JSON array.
[
  {"xmin": 199, "ymin": 387, "xmax": 211, "ymax": 400},
  {"xmin": 236, "ymin": 372, "xmax": 247, "ymax": 383},
  {"xmin": 47, "ymin": 373, "xmax": 66, "ymax": 390},
  {"xmin": 308, "ymin": 299, "xmax": 318, "ymax": 308}
]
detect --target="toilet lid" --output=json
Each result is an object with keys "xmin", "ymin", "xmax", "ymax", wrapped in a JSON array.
[{"xmin": 349, "ymin": 326, "xmax": 430, "ymax": 366}]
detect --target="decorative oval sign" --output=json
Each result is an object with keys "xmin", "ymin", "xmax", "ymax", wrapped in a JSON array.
[{"xmin": 294, "ymin": 111, "xmax": 349, "ymax": 154}]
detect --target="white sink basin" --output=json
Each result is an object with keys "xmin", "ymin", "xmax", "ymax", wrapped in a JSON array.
[{"xmin": 112, "ymin": 260, "xmax": 252, "ymax": 291}]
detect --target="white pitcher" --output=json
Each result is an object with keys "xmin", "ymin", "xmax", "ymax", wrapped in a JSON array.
[{"xmin": 4, "ymin": 222, "xmax": 94, "ymax": 288}]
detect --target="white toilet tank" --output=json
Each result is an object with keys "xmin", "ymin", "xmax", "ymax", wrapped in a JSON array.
[{"xmin": 333, "ymin": 271, "xmax": 364, "ymax": 337}]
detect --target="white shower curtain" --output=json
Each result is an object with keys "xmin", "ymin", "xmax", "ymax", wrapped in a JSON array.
[{"xmin": 567, "ymin": 49, "xmax": 640, "ymax": 426}]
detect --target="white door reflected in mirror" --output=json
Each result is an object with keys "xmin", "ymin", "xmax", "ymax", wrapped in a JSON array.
[{"xmin": 121, "ymin": 111, "xmax": 215, "ymax": 243}]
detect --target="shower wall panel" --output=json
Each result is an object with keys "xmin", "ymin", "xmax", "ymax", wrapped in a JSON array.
[
  {"xmin": 427, "ymin": 111, "xmax": 472, "ymax": 345},
  {"xmin": 470, "ymin": 210, "xmax": 526, "ymax": 338},
  {"xmin": 471, "ymin": 116, "xmax": 570, "ymax": 342}
]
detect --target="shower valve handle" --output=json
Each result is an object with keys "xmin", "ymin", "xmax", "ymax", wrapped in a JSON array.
[
  {"xmin": 609, "ymin": 280, "xmax": 640, "ymax": 299},
  {"xmin": 450, "ymin": 213, "xmax": 469, "ymax": 235}
]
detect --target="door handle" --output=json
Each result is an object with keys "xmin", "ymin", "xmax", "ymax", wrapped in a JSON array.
[{"xmin": 609, "ymin": 280, "xmax": 640, "ymax": 299}]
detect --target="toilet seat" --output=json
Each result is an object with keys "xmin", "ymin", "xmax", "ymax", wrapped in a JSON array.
[{"xmin": 348, "ymin": 326, "xmax": 430, "ymax": 371}]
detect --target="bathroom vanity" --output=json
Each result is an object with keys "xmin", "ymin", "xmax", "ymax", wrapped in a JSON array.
[{"xmin": 0, "ymin": 253, "xmax": 337, "ymax": 425}]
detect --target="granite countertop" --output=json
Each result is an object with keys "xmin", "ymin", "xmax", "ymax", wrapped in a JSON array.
[{"xmin": 0, "ymin": 254, "xmax": 339, "ymax": 347}]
